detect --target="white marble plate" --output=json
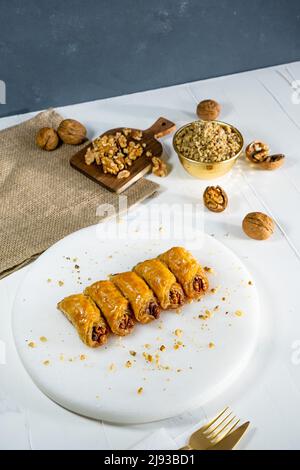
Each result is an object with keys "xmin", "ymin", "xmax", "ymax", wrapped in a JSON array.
[{"xmin": 12, "ymin": 224, "xmax": 259, "ymax": 423}]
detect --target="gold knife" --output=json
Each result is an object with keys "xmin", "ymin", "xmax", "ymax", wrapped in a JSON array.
[{"xmin": 208, "ymin": 421, "xmax": 250, "ymax": 450}]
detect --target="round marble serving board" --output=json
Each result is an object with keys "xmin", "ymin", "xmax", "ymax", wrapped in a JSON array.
[{"xmin": 12, "ymin": 225, "xmax": 259, "ymax": 424}]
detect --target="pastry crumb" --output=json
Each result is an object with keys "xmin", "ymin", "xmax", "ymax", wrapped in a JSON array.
[
  {"xmin": 235, "ymin": 310, "xmax": 244, "ymax": 317},
  {"xmin": 137, "ymin": 387, "xmax": 143, "ymax": 395},
  {"xmin": 125, "ymin": 360, "xmax": 132, "ymax": 368},
  {"xmin": 213, "ymin": 305, "xmax": 220, "ymax": 312},
  {"xmin": 129, "ymin": 350, "xmax": 137, "ymax": 357},
  {"xmin": 174, "ymin": 329, "xmax": 183, "ymax": 338},
  {"xmin": 28, "ymin": 341, "xmax": 35, "ymax": 348},
  {"xmin": 143, "ymin": 352, "xmax": 153, "ymax": 363},
  {"xmin": 144, "ymin": 343, "xmax": 151, "ymax": 349},
  {"xmin": 43, "ymin": 360, "xmax": 50, "ymax": 366},
  {"xmin": 248, "ymin": 281, "xmax": 253, "ymax": 285},
  {"xmin": 204, "ymin": 266, "xmax": 214, "ymax": 273},
  {"xmin": 208, "ymin": 342, "xmax": 215, "ymax": 349},
  {"xmin": 160, "ymin": 345, "xmax": 166, "ymax": 352},
  {"xmin": 80, "ymin": 354, "xmax": 86, "ymax": 361},
  {"xmin": 108, "ymin": 363, "xmax": 116, "ymax": 372},
  {"xmin": 58, "ymin": 280, "xmax": 64, "ymax": 287},
  {"xmin": 40, "ymin": 336, "xmax": 47, "ymax": 343},
  {"xmin": 47, "ymin": 278, "xmax": 52, "ymax": 283},
  {"xmin": 199, "ymin": 309, "xmax": 212, "ymax": 320},
  {"xmin": 210, "ymin": 286, "xmax": 220, "ymax": 294}
]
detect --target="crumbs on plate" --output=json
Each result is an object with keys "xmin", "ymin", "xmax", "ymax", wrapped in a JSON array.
[
  {"xmin": 143, "ymin": 352, "xmax": 153, "ymax": 363},
  {"xmin": 174, "ymin": 329, "xmax": 183, "ymax": 338},
  {"xmin": 199, "ymin": 309, "xmax": 212, "ymax": 320},
  {"xmin": 129, "ymin": 350, "xmax": 137, "ymax": 357},
  {"xmin": 235, "ymin": 310, "xmax": 244, "ymax": 317},
  {"xmin": 204, "ymin": 266, "xmax": 214, "ymax": 274}
]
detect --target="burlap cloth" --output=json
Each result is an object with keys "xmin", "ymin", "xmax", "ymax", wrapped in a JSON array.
[{"xmin": 0, "ymin": 109, "xmax": 159, "ymax": 279}]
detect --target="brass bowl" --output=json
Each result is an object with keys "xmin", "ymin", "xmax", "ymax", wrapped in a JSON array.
[{"xmin": 173, "ymin": 120, "xmax": 244, "ymax": 179}]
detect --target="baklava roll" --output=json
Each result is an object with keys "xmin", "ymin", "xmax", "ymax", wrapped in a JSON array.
[
  {"xmin": 133, "ymin": 259, "xmax": 184, "ymax": 310},
  {"xmin": 57, "ymin": 294, "xmax": 109, "ymax": 348},
  {"xmin": 85, "ymin": 281, "xmax": 134, "ymax": 336},
  {"xmin": 159, "ymin": 246, "xmax": 209, "ymax": 299},
  {"xmin": 110, "ymin": 272, "xmax": 161, "ymax": 324}
]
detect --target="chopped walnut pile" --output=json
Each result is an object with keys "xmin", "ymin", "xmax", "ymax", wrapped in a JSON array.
[{"xmin": 84, "ymin": 128, "xmax": 144, "ymax": 176}]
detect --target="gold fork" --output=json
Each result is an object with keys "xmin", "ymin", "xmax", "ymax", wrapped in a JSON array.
[{"xmin": 181, "ymin": 407, "xmax": 240, "ymax": 450}]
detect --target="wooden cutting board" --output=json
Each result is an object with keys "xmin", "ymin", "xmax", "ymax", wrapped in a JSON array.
[{"xmin": 70, "ymin": 117, "xmax": 176, "ymax": 194}]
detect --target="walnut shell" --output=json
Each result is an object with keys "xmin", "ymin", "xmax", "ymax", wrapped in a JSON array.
[
  {"xmin": 259, "ymin": 154, "xmax": 285, "ymax": 171},
  {"xmin": 36, "ymin": 127, "xmax": 60, "ymax": 151},
  {"xmin": 203, "ymin": 186, "xmax": 228, "ymax": 213},
  {"xmin": 57, "ymin": 119, "xmax": 87, "ymax": 145},
  {"xmin": 197, "ymin": 100, "xmax": 221, "ymax": 121},
  {"xmin": 242, "ymin": 212, "xmax": 275, "ymax": 240},
  {"xmin": 245, "ymin": 141, "xmax": 270, "ymax": 163}
]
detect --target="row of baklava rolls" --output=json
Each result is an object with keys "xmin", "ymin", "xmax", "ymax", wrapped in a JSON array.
[{"xmin": 57, "ymin": 247, "xmax": 209, "ymax": 348}]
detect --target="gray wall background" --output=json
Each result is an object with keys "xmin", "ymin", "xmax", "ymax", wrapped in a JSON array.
[{"xmin": 0, "ymin": 0, "xmax": 300, "ymax": 118}]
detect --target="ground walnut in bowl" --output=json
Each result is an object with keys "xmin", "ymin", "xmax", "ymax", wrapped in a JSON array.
[
  {"xmin": 175, "ymin": 121, "xmax": 242, "ymax": 163},
  {"xmin": 173, "ymin": 120, "xmax": 244, "ymax": 179}
]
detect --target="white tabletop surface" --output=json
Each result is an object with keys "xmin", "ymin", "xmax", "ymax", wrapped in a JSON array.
[{"xmin": 1, "ymin": 62, "xmax": 300, "ymax": 450}]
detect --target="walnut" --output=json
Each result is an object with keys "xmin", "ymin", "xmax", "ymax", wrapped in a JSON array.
[
  {"xmin": 57, "ymin": 119, "xmax": 87, "ymax": 145},
  {"xmin": 117, "ymin": 170, "xmax": 130, "ymax": 179},
  {"xmin": 246, "ymin": 141, "xmax": 285, "ymax": 170},
  {"xmin": 152, "ymin": 157, "xmax": 168, "ymax": 177},
  {"xmin": 203, "ymin": 186, "xmax": 228, "ymax": 213},
  {"xmin": 197, "ymin": 99, "xmax": 221, "ymax": 121},
  {"xmin": 36, "ymin": 127, "xmax": 60, "ymax": 151},
  {"xmin": 242, "ymin": 212, "xmax": 275, "ymax": 240},
  {"xmin": 85, "ymin": 147, "xmax": 96, "ymax": 165},
  {"xmin": 131, "ymin": 130, "xmax": 143, "ymax": 141},
  {"xmin": 245, "ymin": 141, "xmax": 270, "ymax": 163},
  {"xmin": 100, "ymin": 156, "xmax": 119, "ymax": 175}
]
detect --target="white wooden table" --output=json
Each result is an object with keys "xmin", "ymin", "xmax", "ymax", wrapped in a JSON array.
[{"xmin": 1, "ymin": 62, "xmax": 300, "ymax": 450}]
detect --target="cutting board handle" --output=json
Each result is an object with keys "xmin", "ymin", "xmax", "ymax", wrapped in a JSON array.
[{"xmin": 144, "ymin": 117, "xmax": 176, "ymax": 139}]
